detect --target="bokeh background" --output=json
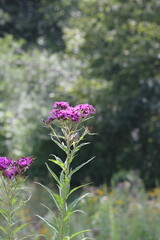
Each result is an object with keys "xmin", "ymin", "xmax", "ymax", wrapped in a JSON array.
[{"xmin": 0, "ymin": 0, "xmax": 160, "ymax": 188}]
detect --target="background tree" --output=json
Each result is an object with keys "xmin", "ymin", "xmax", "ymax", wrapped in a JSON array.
[
  {"xmin": 0, "ymin": 0, "xmax": 77, "ymax": 51},
  {"xmin": 0, "ymin": 0, "xmax": 160, "ymax": 187},
  {"xmin": 64, "ymin": 0, "xmax": 160, "ymax": 186}
]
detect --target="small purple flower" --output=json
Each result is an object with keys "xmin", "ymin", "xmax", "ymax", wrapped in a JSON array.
[
  {"xmin": 17, "ymin": 156, "xmax": 34, "ymax": 167},
  {"xmin": 44, "ymin": 102, "xmax": 96, "ymax": 124},
  {"xmin": 1, "ymin": 156, "xmax": 34, "ymax": 179},
  {"xmin": 2, "ymin": 164, "xmax": 17, "ymax": 179},
  {"xmin": 0, "ymin": 157, "xmax": 12, "ymax": 170},
  {"xmin": 53, "ymin": 102, "xmax": 70, "ymax": 109},
  {"xmin": 16, "ymin": 156, "xmax": 34, "ymax": 174}
]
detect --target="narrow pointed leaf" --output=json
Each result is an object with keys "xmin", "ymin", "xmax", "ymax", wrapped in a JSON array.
[
  {"xmin": 51, "ymin": 137, "xmax": 68, "ymax": 153},
  {"xmin": 68, "ymin": 193, "xmax": 89, "ymax": 212},
  {"xmin": 40, "ymin": 203, "xmax": 59, "ymax": 228},
  {"xmin": 13, "ymin": 223, "xmax": 29, "ymax": 234},
  {"xmin": 70, "ymin": 157, "xmax": 95, "ymax": 176},
  {"xmin": 70, "ymin": 229, "xmax": 91, "ymax": 239},
  {"xmin": 67, "ymin": 183, "xmax": 90, "ymax": 198},
  {"xmin": 0, "ymin": 209, "xmax": 8, "ymax": 220},
  {"xmin": 72, "ymin": 142, "xmax": 90, "ymax": 154},
  {"xmin": 51, "ymin": 154, "xmax": 63, "ymax": 164},
  {"xmin": 36, "ymin": 215, "xmax": 58, "ymax": 232},
  {"xmin": 49, "ymin": 159, "xmax": 65, "ymax": 170},
  {"xmin": 0, "ymin": 226, "xmax": 7, "ymax": 234},
  {"xmin": 35, "ymin": 182, "xmax": 63, "ymax": 211},
  {"xmin": 45, "ymin": 164, "xmax": 61, "ymax": 185},
  {"xmin": 63, "ymin": 210, "xmax": 84, "ymax": 223}
]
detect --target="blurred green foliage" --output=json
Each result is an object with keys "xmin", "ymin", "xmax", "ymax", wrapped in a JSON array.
[
  {"xmin": 0, "ymin": 0, "xmax": 160, "ymax": 187},
  {"xmin": 0, "ymin": 0, "xmax": 77, "ymax": 51},
  {"xmin": 5, "ymin": 173, "xmax": 160, "ymax": 240}
]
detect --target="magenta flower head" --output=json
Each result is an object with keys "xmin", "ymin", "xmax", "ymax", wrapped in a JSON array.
[
  {"xmin": 2, "ymin": 164, "xmax": 18, "ymax": 179},
  {"xmin": 44, "ymin": 101, "xmax": 96, "ymax": 124},
  {"xmin": 53, "ymin": 101, "xmax": 70, "ymax": 109},
  {"xmin": 0, "ymin": 156, "xmax": 34, "ymax": 179},
  {"xmin": 17, "ymin": 156, "xmax": 34, "ymax": 167},
  {"xmin": 0, "ymin": 157, "xmax": 12, "ymax": 170},
  {"xmin": 16, "ymin": 156, "xmax": 34, "ymax": 174}
]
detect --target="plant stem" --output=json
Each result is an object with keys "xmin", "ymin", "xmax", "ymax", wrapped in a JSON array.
[
  {"xmin": 59, "ymin": 130, "xmax": 73, "ymax": 240},
  {"xmin": 4, "ymin": 180, "xmax": 14, "ymax": 240}
]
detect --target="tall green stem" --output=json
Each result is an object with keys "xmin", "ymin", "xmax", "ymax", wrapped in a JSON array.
[
  {"xmin": 2, "ymin": 178, "xmax": 14, "ymax": 240},
  {"xmin": 59, "ymin": 127, "xmax": 74, "ymax": 240}
]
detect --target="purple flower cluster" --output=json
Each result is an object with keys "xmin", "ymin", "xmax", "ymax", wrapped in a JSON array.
[
  {"xmin": 44, "ymin": 102, "xmax": 96, "ymax": 124},
  {"xmin": 0, "ymin": 156, "xmax": 34, "ymax": 179}
]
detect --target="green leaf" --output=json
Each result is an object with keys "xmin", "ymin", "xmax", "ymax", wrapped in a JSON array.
[
  {"xmin": 11, "ymin": 219, "xmax": 26, "ymax": 227},
  {"xmin": 70, "ymin": 229, "xmax": 91, "ymax": 239},
  {"xmin": 70, "ymin": 157, "xmax": 95, "ymax": 176},
  {"xmin": 40, "ymin": 203, "xmax": 59, "ymax": 229},
  {"xmin": 50, "ymin": 154, "xmax": 64, "ymax": 164},
  {"xmin": 68, "ymin": 193, "xmax": 89, "ymax": 212},
  {"xmin": 45, "ymin": 163, "xmax": 61, "ymax": 185},
  {"xmin": 36, "ymin": 215, "xmax": 58, "ymax": 233},
  {"xmin": 63, "ymin": 210, "xmax": 84, "ymax": 223},
  {"xmin": 72, "ymin": 142, "xmax": 90, "ymax": 155},
  {"xmin": 67, "ymin": 183, "xmax": 91, "ymax": 198},
  {"xmin": 49, "ymin": 159, "xmax": 65, "ymax": 170},
  {"xmin": 35, "ymin": 182, "xmax": 63, "ymax": 211},
  {"xmin": 12, "ymin": 223, "xmax": 29, "ymax": 234},
  {"xmin": 0, "ymin": 226, "xmax": 7, "ymax": 234},
  {"xmin": 51, "ymin": 137, "xmax": 68, "ymax": 153},
  {"xmin": 11, "ymin": 196, "xmax": 18, "ymax": 205},
  {"xmin": 0, "ymin": 209, "xmax": 8, "ymax": 219}
]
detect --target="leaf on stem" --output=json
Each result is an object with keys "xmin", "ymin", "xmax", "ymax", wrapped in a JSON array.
[
  {"xmin": 12, "ymin": 223, "xmax": 29, "ymax": 234},
  {"xmin": 63, "ymin": 210, "xmax": 84, "ymax": 223},
  {"xmin": 45, "ymin": 163, "xmax": 61, "ymax": 185},
  {"xmin": 49, "ymin": 159, "xmax": 65, "ymax": 171},
  {"xmin": 50, "ymin": 154, "xmax": 64, "ymax": 164},
  {"xmin": 51, "ymin": 137, "xmax": 68, "ymax": 153},
  {"xmin": 68, "ymin": 193, "xmax": 90, "ymax": 212},
  {"xmin": 67, "ymin": 183, "xmax": 91, "ymax": 198},
  {"xmin": 0, "ymin": 209, "xmax": 8, "ymax": 220},
  {"xmin": 72, "ymin": 142, "xmax": 90, "ymax": 152},
  {"xmin": 0, "ymin": 226, "xmax": 7, "ymax": 234},
  {"xmin": 40, "ymin": 203, "xmax": 60, "ymax": 229},
  {"xmin": 70, "ymin": 229, "xmax": 91, "ymax": 239},
  {"xmin": 35, "ymin": 182, "xmax": 63, "ymax": 212},
  {"xmin": 36, "ymin": 215, "xmax": 58, "ymax": 233},
  {"xmin": 70, "ymin": 157, "xmax": 95, "ymax": 176}
]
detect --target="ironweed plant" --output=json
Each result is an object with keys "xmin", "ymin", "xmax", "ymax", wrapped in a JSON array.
[
  {"xmin": 37, "ymin": 101, "xmax": 96, "ymax": 240},
  {"xmin": 0, "ymin": 156, "xmax": 34, "ymax": 240}
]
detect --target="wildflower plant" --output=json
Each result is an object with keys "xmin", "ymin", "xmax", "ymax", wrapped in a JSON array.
[
  {"xmin": 38, "ymin": 101, "xmax": 96, "ymax": 240},
  {"xmin": 0, "ymin": 156, "xmax": 34, "ymax": 240}
]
